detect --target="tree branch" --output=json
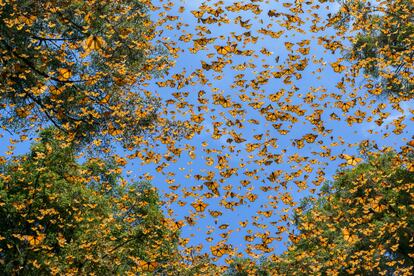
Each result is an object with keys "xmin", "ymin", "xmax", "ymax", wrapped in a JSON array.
[{"xmin": 1, "ymin": 40, "xmax": 84, "ymax": 84}]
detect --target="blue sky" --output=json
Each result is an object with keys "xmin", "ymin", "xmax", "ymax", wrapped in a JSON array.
[
  {"xmin": 138, "ymin": 0, "xmax": 414, "ymax": 261},
  {"xmin": 1, "ymin": 0, "xmax": 413, "ymax": 265}
]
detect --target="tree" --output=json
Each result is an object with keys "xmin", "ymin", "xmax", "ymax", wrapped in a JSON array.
[
  {"xmin": 268, "ymin": 148, "xmax": 414, "ymax": 275},
  {"xmin": 0, "ymin": 0, "xmax": 181, "ymax": 146},
  {"xmin": 0, "ymin": 128, "xmax": 182, "ymax": 274},
  {"xmin": 331, "ymin": 0, "xmax": 414, "ymax": 97}
]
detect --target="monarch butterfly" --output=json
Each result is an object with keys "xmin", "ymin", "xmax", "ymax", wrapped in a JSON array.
[
  {"xmin": 294, "ymin": 180, "xmax": 308, "ymax": 190},
  {"xmin": 211, "ymin": 61, "xmax": 226, "ymax": 72},
  {"xmin": 294, "ymin": 139, "xmax": 304, "ymax": 149},
  {"xmin": 342, "ymin": 229, "xmax": 358, "ymax": 243},
  {"xmin": 24, "ymin": 235, "xmax": 44, "ymax": 246},
  {"xmin": 296, "ymin": 59, "xmax": 308, "ymax": 71},
  {"xmin": 209, "ymin": 210, "xmax": 222, "ymax": 217},
  {"xmin": 191, "ymin": 114, "xmax": 204, "ymax": 123},
  {"xmin": 229, "ymin": 43, "xmax": 238, "ymax": 53},
  {"xmin": 185, "ymin": 216, "xmax": 196, "ymax": 226},
  {"xmin": 99, "ymin": 93, "xmax": 112, "ymax": 104},
  {"xmin": 304, "ymin": 133, "xmax": 318, "ymax": 143},
  {"xmin": 138, "ymin": 260, "xmax": 158, "ymax": 272},
  {"xmin": 84, "ymin": 35, "xmax": 105, "ymax": 51},
  {"xmin": 188, "ymin": 47, "xmax": 199, "ymax": 54},
  {"xmin": 286, "ymin": 14, "xmax": 301, "ymax": 23},
  {"xmin": 246, "ymin": 143, "xmax": 261, "ymax": 152},
  {"xmin": 223, "ymin": 200, "xmax": 235, "ymax": 209},
  {"xmin": 249, "ymin": 102, "xmax": 264, "ymax": 110},
  {"xmin": 331, "ymin": 61, "xmax": 346, "ymax": 73},
  {"xmin": 191, "ymin": 201, "xmax": 208, "ymax": 212},
  {"xmin": 109, "ymin": 128, "xmax": 122, "ymax": 136},
  {"xmin": 300, "ymin": 221, "xmax": 313, "ymax": 231},
  {"xmin": 281, "ymin": 193, "xmax": 293, "ymax": 205},
  {"xmin": 330, "ymin": 112, "xmax": 340, "ymax": 120},
  {"xmin": 200, "ymin": 16, "xmax": 218, "ymax": 24},
  {"xmin": 267, "ymin": 170, "xmax": 282, "ymax": 182},
  {"xmin": 239, "ymin": 49, "xmax": 254, "ymax": 56},
  {"xmin": 215, "ymin": 45, "xmax": 231, "ymax": 55},
  {"xmin": 240, "ymin": 19, "xmax": 251, "ymax": 29},
  {"xmin": 240, "ymin": 180, "xmax": 250, "ymax": 187},
  {"xmin": 191, "ymin": 10, "xmax": 205, "ymax": 18},
  {"xmin": 204, "ymin": 181, "xmax": 220, "ymax": 196},
  {"xmin": 371, "ymin": 198, "xmax": 387, "ymax": 213},
  {"xmin": 289, "ymin": 54, "xmax": 300, "ymax": 61},
  {"xmin": 268, "ymin": 9, "xmax": 280, "ymax": 17},
  {"xmin": 166, "ymin": 46, "xmax": 180, "ymax": 55},
  {"xmin": 297, "ymin": 39, "xmax": 310, "ymax": 47},
  {"xmin": 219, "ymin": 224, "xmax": 229, "ymax": 229},
  {"xmin": 57, "ymin": 68, "xmax": 72, "ymax": 81},
  {"xmin": 277, "ymin": 129, "xmax": 289, "ymax": 135},
  {"xmin": 245, "ymin": 235, "xmax": 255, "ymax": 242},
  {"xmin": 49, "ymin": 85, "xmax": 64, "ymax": 95},
  {"xmin": 262, "ymin": 236, "xmax": 274, "ymax": 244},
  {"xmin": 193, "ymin": 38, "xmax": 213, "ymax": 47},
  {"xmin": 211, "ymin": 245, "xmax": 227, "ymax": 257},
  {"xmin": 16, "ymin": 106, "xmax": 33, "ymax": 118},
  {"xmin": 31, "ymin": 84, "xmax": 47, "ymax": 96},
  {"xmin": 208, "ymin": 8, "xmax": 223, "ymax": 17},
  {"xmin": 201, "ymin": 61, "xmax": 212, "ymax": 70},
  {"xmin": 287, "ymin": 233, "xmax": 300, "ymax": 244},
  {"xmin": 261, "ymin": 210, "xmax": 273, "ymax": 217},
  {"xmin": 213, "ymin": 94, "xmax": 231, "ymax": 107},
  {"xmin": 247, "ymin": 193, "xmax": 258, "ymax": 202},
  {"xmin": 342, "ymin": 154, "xmax": 363, "ymax": 166},
  {"xmin": 230, "ymin": 131, "xmax": 246, "ymax": 143},
  {"xmin": 17, "ymin": 15, "xmax": 36, "ymax": 26},
  {"xmin": 298, "ymin": 47, "xmax": 310, "ymax": 55}
]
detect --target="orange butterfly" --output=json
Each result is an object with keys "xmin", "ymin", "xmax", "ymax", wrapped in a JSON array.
[
  {"xmin": 215, "ymin": 45, "xmax": 231, "ymax": 55},
  {"xmin": 84, "ymin": 35, "xmax": 105, "ymax": 51},
  {"xmin": 191, "ymin": 201, "xmax": 208, "ymax": 212}
]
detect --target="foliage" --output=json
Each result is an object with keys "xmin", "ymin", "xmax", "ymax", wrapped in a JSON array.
[
  {"xmin": 0, "ymin": 128, "xmax": 182, "ymax": 274},
  {"xmin": 332, "ymin": 0, "xmax": 414, "ymax": 96},
  {"xmin": 263, "ymin": 150, "xmax": 414, "ymax": 275},
  {"xmin": 0, "ymin": 0, "xmax": 182, "ymax": 146}
]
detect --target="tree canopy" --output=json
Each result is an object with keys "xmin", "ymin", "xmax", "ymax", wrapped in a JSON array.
[
  {"xmin": 281, "ymin": 150, "xmax": 413, "ymax": 274},
  {"xmin": 0, "ymin": 128, "xmax": 182, "ymax": 274},
  {"xmin": 333, "ymin": 0, "xmax": 414, "ymax": 97},
  {"xmin": 224, "ymin": 148, "xmax": 414, "ymax": 275},
  {"xmin": 0, "ymin": 0, "xmax": 182, "ymax": 146}
]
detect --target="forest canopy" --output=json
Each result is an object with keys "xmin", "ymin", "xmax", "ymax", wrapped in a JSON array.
[
  {"xmin": 0, "ymin": 128, "xmax": 183, "ymax": 274},
  {"xmin": 1, "ymin": 0, "xmax": 413, "ymax": 274}
]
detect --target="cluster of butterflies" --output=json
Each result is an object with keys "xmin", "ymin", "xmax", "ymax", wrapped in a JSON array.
[
  {"xmin": 2, "ymin": 0, "xmax": 413, "ymax": 270},
  {"xmin": 138, "ymin": 0, "xmax": 414, "ymax": 263}
]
